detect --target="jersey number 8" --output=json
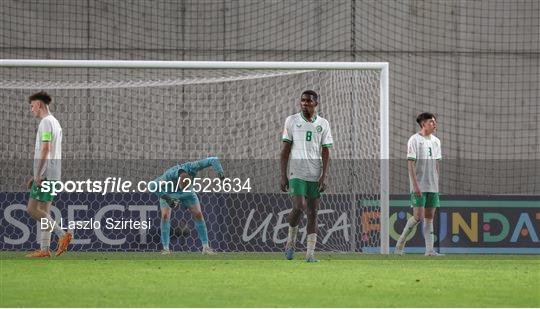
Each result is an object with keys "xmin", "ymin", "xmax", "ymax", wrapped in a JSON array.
[{"xmin": 306, "ymin": 131, "xmax": 312, "ymax": 141}]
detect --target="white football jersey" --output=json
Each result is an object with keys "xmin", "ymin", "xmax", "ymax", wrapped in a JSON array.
[
  {"xmin": 282, "ymin": 113, "xmax": 333, "ymax": 182},
  {"xmin": 34, "ymin": 114, "xmax": 62, "ymax": 180},
  {"xmin": 407, "ymin": 133, "xmax": 441, "ymax": 193}
]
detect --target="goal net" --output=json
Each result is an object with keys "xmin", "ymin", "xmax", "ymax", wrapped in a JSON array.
[{"xmin": 0, "ymin": 60, "xmax": 389, "ymax": 254}]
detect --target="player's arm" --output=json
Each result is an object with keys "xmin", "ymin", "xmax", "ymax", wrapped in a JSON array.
[
  {"xmin": 33, "ymin": 124, "xmax": 53, "ymax": 186},
  {"xmin": 178, "ymin": 171, "xmax": 191, "ymax": 190},
  {"xmin": 408, "ymin": 160, "xmax": 421, "ymax": 197},
  {"xmin": 28, "ymin": 142, "xmax": 51, "ymax": 188},
  {"xmin": 407, "ymin": 137, "xmax": 421, "ymax": 196},
  {"xmin": 319, "ymin": 121, "xmax": 333, "ymax": 192},
  {"xmin": 149, "ymin": 174, "xmax": 179, "ymax": 208},
  {"xmin": 192, "ymin": 157, "xmax": 225, "ymax": 179},
  {"xmin": 161, "ymin": 194, "xmax": 179, "ymax": 208},
  {"xmin": 280, "ymin": 116, "xmax": 294, "ymax": 192},
  {"xmin": 436, "ymin": 139, "xmax": 442, "ymax": 176},
  {"xmin": 280, "ymin": 141, "xmax": 292, "ymax": 192},
  {"xmin": 319, "ymin": 146, "xmax": 330, "ymax": 192}
]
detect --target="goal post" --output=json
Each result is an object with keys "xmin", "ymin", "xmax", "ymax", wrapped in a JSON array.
[{"xmin": 0, "ymin": 60, "xmax": 390, "ymax": 254}]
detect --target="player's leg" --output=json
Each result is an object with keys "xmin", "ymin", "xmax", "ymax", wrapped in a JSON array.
[
  {"xmin": 37, "ymin": 201, "xmax": 72, "ymax": 257},
  {"xmin": 304, "ymin": 181, "xmax": 320, "ymax": 262},
  {"xmin": 423, "ymin": 207, "xmax": 435, "ymax": 255},
  {"xmin": 27, "ymin": 200, "xmax": 70, "ymax": 257},
  {"xmin": 395, "ymin": 193, "xmax": 426, "ymax": 255},
  {"xmin": 286, "ymin": 196, "xmax": 305, "ymax": 245},
  {"xmin": 305, "ymin": 196, "xmax": 320, "ymax": 262},
  {"xmin": 25, "ymin": 198, "xmax": 51, "ymax": 257},
  {"xmin": 159, "ymin": 199, "xmax": 172, "ymax": 254},
  {"xmin": 26, "ymin": 182, "xmax": 71, "ymax": 257},
  {"xmin": 285, "ymin": 178, "xmax": 308, "ymax": 259},
  {"xmin": 184, "ymin": 194, "xmax": 215, "ymax": 254},
  {"xmin": 424, "ymin": 193, "xmax": 443, "ymax": 256},
  {"xmin": 35, "ymin": 198, "xmax": 73, "ymax": 257},
  {"xmin": 289, "ymin": 196, "xmax": 305, "ymax": 226}
]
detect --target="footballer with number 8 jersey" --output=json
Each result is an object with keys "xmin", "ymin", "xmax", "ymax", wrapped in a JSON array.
[
  {"xmin": 395, "ymin": 112, "xmax": 443, "ymax": 256},
  {"xmin": 280, "ymin": 90, "xmax": 333, "ymax": 263}
]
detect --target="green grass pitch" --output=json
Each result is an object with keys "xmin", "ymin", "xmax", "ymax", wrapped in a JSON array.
[{"xmin": 1, "ymin": 252, "xmax": 538, "ymax": 307}]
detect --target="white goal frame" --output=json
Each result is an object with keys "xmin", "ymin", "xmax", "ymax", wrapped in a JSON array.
[{"xmin": 0, "ymin": 59, "xmax": 390, "ymax": 254}]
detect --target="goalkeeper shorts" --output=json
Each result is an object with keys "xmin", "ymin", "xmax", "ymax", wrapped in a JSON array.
[
  {"xmin": 288, "ymin": 178, "xmax": 320, "ymax": 199},
  {"xmin": 159, "ymin": 193, "xmax": 200, "ymax": 209}
]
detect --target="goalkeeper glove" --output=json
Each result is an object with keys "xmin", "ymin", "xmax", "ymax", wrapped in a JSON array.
[{"xmin": 162, "ymin": 195, "xmax": 179, "ymax": 208}]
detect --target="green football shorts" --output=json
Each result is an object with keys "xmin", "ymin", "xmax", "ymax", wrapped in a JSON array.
[
  {"xmin": 410, "ymin": 192, "xmax": 440, "ymax": 208},
  {"xmin": 288, "ymin": 178, "xmax": 320, "ymax": 199},
  {"xmin": 29, "ymin": 181, "xmax": 54, "ymax": 203}
]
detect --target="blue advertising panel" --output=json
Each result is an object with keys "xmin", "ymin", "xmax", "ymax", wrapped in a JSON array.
[
  {"xmin": 1, "ymin": 193, "xmax": 538, "ymax": 253},
  {"xmin": 388, "ymin": 197, "xmax": 540, "ymax": 254},
  {"xmin": 1, "ymin": 192, "xmax": 355, "ymax": 252}
]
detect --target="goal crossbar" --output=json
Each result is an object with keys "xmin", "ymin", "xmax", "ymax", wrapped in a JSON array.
[{"xmin": 0, "ymin": 59, "xmax": 390, "ymax": 254}]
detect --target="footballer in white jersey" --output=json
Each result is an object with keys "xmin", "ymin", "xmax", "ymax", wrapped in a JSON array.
[
  {"xmin": 34, "ymin": 114, "xmax": 62, "ymax": 182},
  {"xmin": 280, "ymin": 90, "xmax": 332, "ymax": 263},
  {"xmin": 395, "ymin": 112, "xmax": 444, "ymax": 256},
  {"xmin": 407, "ymin": 132, "xmax": 441, "ymax": 193},
  {"xmin": 26, "ymin": 91, "xmax": 71, "ymax": 258},
  {"xmin": 282, "ymin": 113, "xmax": 333, "ymax": 182}
]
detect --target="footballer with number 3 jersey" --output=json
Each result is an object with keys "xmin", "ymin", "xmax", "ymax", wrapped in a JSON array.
[
  {"xmin": 395, "ymin": 112, "xmax": 443, "ymax": 256},
  {"xmin": 280, "ymin": 90, "xmax": 333, "ymax": 263}
]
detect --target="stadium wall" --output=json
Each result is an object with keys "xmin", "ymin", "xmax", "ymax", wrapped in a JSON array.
[{"xmin": 1, "ymin": 1, "xmax": 538, "ymax": 195}]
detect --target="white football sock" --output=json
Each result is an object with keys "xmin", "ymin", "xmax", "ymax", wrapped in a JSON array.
[
  {"xmin": 45, "ymin": 215, "xmax": 65, "ymax": 237},
  {"xmin": 423, "ymin": 218, "xmax": 434, "ymax": 253},
  {"xmin": 397, "ymin": 216, "xmax": 419, "ymax": 245},
  {"xmin": 40, "ymin": 229, "xmax": 51, "ymax": 251},
  {"xmin": 286, "ymin": 225, "xmax": 299, "ymax": 249},
  {"xmin": 306, "ymin": 233, "xmax": 317, "ymax": 257}
]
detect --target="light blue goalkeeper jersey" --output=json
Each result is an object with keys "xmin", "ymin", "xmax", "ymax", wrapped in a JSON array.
[{"xmin": 153, "ymin": 157, "xmax": 224, "ymax": 198}]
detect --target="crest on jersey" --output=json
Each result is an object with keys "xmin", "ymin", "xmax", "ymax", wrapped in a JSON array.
[
  {"xmin": 296, "ymin": 124, "xmax": 302, "ymax": 128},
  {"xmin": 316, "ymin": 125, "xmax": 322, "ymax": 133}
]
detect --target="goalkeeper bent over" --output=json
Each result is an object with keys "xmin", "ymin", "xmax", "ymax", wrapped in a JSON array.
[{"xmin": 152, "ymin": 157, "xmax": 225, "ymax": 255}]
